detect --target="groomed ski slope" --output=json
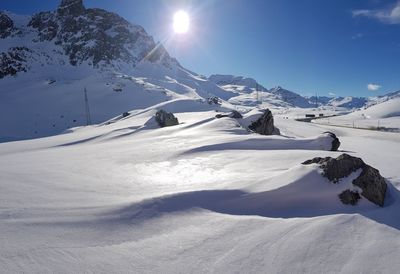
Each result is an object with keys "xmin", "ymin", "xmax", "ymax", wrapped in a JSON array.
[{"xmin": 0, "ymin": 99, "xmax": 399, "ymax": 273}]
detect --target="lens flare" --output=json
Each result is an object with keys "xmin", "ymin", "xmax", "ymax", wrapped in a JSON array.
[{"xmin": 173, "ymin": 10, "xmax": 190, "ymax": 34}]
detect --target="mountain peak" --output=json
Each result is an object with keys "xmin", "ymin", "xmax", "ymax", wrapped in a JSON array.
[{"xmin": 57, "ymin": 0, "xmax": 85, "ymax": 16}]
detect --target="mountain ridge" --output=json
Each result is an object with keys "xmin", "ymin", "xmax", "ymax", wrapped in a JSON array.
[
  {"xmin": 0, "ymin": 0, "xmax": 398, "ymax": 142},
  {"xmin": 209, "ymin": 74, "xmax": 400, "ymax": 109}
]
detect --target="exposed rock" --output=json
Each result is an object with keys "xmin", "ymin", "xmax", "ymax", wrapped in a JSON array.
[
  {"xmin": 248, "ymin": 109, "xmax": 275, "ymax": 135},
  {"xmin": 353, "ymin": 165, "xmax": 387, "ymax": 207},
  {"xmin": 207, "ymin": 96, "xmax": 221, "ymax": 105},
  {"xmin": 339, "ymin": 189, "xmax": 361, "ymax": 205},
  {"xmin": 0, "ymin": 47, "xmax": 32, "ymax": 79},
  {"xmin": 303, "ymin": 153, "xmax": 387, "ymax": 207},
  {"xmin": 29, "ymin": 12, "xmax": 59, "ymax": 41},
  {"xmin": 57, "ymin": 0, "xmax": 85, "ymax": 16},
  {"xmin": 323, "ymin": 131, "xmax": 341, "ymax": 151},
  {"xmin": 0, "ymin": 12, "xmax": 14, "ymax": 38},
  {"xmin": 302, "ymin": 154, "xmax": 364, "ymax": 183},
  {"xmin": 155, "ymin": 110, "xmax": 179, "ymax": 127},
  {"xmin": 215, "ymin": 110, "xmax": 243, "ymax": 119},
  {"xmin": 229, "ymin": 110, "xmax": 243, "ymax": 119}
]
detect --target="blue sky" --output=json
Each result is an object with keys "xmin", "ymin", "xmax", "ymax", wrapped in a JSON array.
[{"xmin": 1, "ymin": 0, "xmax": 400, "ymax": 97}]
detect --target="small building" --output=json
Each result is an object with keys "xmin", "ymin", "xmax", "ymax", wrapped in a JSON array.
[
  {"xmin": 319, "ymin": 113, "xmax": 324, "ymax": 117},
  {"xmin": 305, "ymin": 114, "xmax": 316, "ymax": 118}
]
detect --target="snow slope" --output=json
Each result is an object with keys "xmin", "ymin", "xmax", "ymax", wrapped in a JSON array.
[
  {"xmin": 314, "ymin": 97, "xmax": 400, "ymax": 131},
  {"xmin": 1, "ymin": 100, "xmax": 399, "ymax": 273}
]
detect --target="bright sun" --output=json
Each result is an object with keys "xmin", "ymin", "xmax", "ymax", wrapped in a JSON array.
[{"xmin": 173, "ymin": 10, "xmax": 190, "ymax": 34}]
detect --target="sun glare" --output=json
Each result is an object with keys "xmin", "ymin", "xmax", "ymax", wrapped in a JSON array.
[{"xmin": 173, "ymin": 10, "xmax": 190, "ymax": 34}]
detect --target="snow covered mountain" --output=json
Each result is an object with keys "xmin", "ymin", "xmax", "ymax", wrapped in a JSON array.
[
  {"xmin": 210, "ymin": 74, "xmax": 399, "ymax": 111},
  {"xmin": 209, "ymin": 74, "xmax": 314, "ymax": 108},
  {"xmin": 307, "ymin": 90, "xmax": 400, "ymax": 109},
  {"xmin": 1, "ymin": 0, "xmax": 398, "ymax": 142},
  {"xmin": 0, "ymin": 0, "xmax": 237, "ymax": 142},
  {"xmin": 269, "ymin": 86, "xmax": 314, "ymax": 108},
  {"xmin": 0, "ymin": 0, "xmax": 176, "ymax": 74},
  {"xmin": 307, "ymin": 96, "xmax": 369, "ymax": 109}
]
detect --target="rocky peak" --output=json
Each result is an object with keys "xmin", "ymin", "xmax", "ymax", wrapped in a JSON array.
[
  {"xmin": 2, "ymin": 0, "xmax": 178, "ymax": 79},
  {"xmin": 26, "ymin": 0, "xmax": 177, "ymax": 68},
  {"xmin": 57, "ymin": 0, "xmax": 85, "ymax": 16}
]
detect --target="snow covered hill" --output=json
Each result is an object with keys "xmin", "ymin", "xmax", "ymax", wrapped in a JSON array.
[
  {"xmin": 355, "ymin": 97, "xmax": 400, "ymax": 119},
  {"xmin": 369, "ymin": 89, "xmax": 400, "ymax": 106},
  {"xmin": 314, "ymin": 97, "xmax": 400, "ymax": 131},
  {"xmin": 0, "ymin": 99, "xmax": 399, "ymax": 273}
]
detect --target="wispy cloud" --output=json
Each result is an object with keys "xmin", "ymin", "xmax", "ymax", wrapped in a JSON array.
[
  {"xmin": 367, "ymin": 83, "xmax": 382, "ymax": 91},
  {"xmin": 352, "ymin": 2, "xmax": 400, "ymax": 24},
  {"xmin": 351, "ymin": 33, "xmax": 364, "ymax": 40},
  {"xmin": 328, "ymin": 92, "xmax": 336, "ymax": 96}
]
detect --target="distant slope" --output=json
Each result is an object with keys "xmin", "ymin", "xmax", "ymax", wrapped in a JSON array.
[
  {"xmin": 209, "ymin": 75, "xmax": 313, "ymax": 108},
  {"xmin": 350, "ymin": 97, "xmax": 400, "ymax": 119},
  {"xmin": 307, "ymin": 96, "xmax": 368, "ymax": 109},
  {"xmin": 269, "ymin": 86, "xmax": 313, "ymax": 108},
  {"xmin": 307, "ymin": 90, "xmax": 400, "ymax": 109},
  {"xmin": 314, "ymin": 97, "xmax": 400, "ymax": 131}
]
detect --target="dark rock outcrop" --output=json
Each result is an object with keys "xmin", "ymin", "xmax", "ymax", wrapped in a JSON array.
[
  {"xmin": 302, "ymin": 154, "xmax": 364, "ymax": 183},
  {"xmin": 323, "ymin": 131, "xmax": 340, "ymax": 151},
  {"xmin": 339, "ymin": 189, "xmax": 361, "ymax": 205},
  {"xmin": 57, "ymin": 0, "xmax": 85, "ymax": 16},
  {"xmin": 303, "ymin": 153, "xmax": 387, "ymax": 207},
  {"xmin": 0, "ymin": 47, "xmax": 32, "ymax": 79},
  {"xmin": 353, "ymin": 165, "xmax": 387, "ymax": 208},
  {"xmin": 155, "ymin": 110, "xmax": 179, "ymax": 127},
  {"xmin": 248, "ymin": 109, "xmax": 275, "ymax": 135},
  {"xmin": 0, "ymin": 12, "xmax": 14, "ymax": 38},
  {"xmin": 207, "ymin": 96, "xmax": 221, "ymax": 105},
  {"xmin": 215, "ymin": 110, "xmax": 243, "ymax": 119}
]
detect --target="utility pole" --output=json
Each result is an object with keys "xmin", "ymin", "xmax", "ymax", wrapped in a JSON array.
[
  {"xmin": 84, "ymin": 87, "xmax": 92, "ymax": 126},
  {"xmin": 256, "ymin": 83, "xmax": 259, "ymax": 102}
]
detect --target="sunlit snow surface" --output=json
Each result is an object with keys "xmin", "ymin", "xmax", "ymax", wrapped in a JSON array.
[
  {"xmin": 314, "ymin": 98, "xmax": 400, "ymax": 131},
  {"xmin": 0, "ymin": 99, "xmax": 399, "ymax": 273}
]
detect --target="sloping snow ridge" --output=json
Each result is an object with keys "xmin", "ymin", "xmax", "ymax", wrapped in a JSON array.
[
  {"xmin": 353, "ymin": 97, "xmax": 400, "ymax": 119},
  {"xmin": 1, "ymin": 1, "xmax": 400, "ymax": 273},
  {"xmin": 314, "ymin": 98, "xmax": 400, "ymax": 130}
]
